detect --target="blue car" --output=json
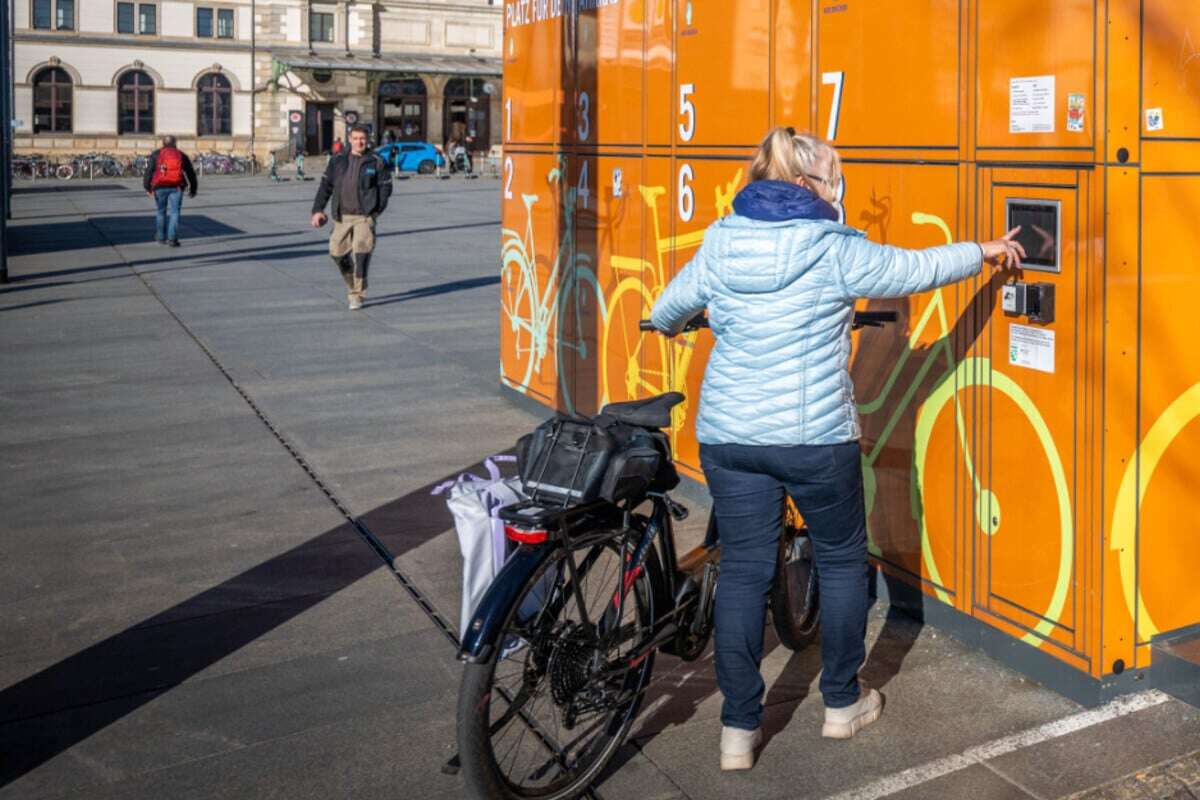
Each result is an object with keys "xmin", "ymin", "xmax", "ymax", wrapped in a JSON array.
[{"xmin": 375, "ymin": 142, "xmax": 445, "ymax": 174}]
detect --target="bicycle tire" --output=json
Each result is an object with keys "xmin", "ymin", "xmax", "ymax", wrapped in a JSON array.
[
  {"xmin": 56, "ymin": 164, "xmax": 74, "ymax": 180},
  {"xmin": 457, "ymin": 537, "xmax": 660, "ymax": 800},
  {"xmin": 770, "ymin": 511, "xmax": 820, "ymax": 651}
]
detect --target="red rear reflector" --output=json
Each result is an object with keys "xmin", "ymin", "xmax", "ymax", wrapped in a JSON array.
[{"xmin": 504, "ymin": 524, "xmax": 549, "ymax": 544}]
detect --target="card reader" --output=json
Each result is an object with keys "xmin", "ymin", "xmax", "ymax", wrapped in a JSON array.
[{"xmin": 1001, "ymin": 281, "xmax": 1055, "ymax": 324}]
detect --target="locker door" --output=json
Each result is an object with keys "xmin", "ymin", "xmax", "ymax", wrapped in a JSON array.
[
  {"xmin": 499, "ymin": 152, "xmax": 566, "ymax": 409},
  {"xmin": 592, "ymin": 156, "xmax": 646, "ymax": 414},
  {"xmin": 503, "ymin": 14, "xmax": 564, "ymax": 145},
  {"xmin": 975, "ymin": 169, "xmax": 1087, "ymax": 656},
  {"xmin": 816, "ymin": 0, "xmax": 960, "ymax": 148},
  {"xmin": 574, "ymin": 1, "xmax": 644, "ymax": 146},
  {"xmin": 844, "ymin": 162, "xmax": 966, "ymax": 606},
  {"xmin": 665, "ymin": 156, "xmax": 748, "ymax": 479},
  {"xmin": 1131, "ymin": 176, "xmax": 1200, "ymax": 647},
  {"xmin": 674, "ymin": 0, "xmax": 770, "ymax": 148},
  {"xmin": 976, "ymin": 0, "xmax": 1095, "ymax": 151}
]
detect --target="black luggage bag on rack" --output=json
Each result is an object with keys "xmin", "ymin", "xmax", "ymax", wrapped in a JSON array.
[{"xmin": 515, "ymin": 412, "xmax": 679, "ymax": 507}]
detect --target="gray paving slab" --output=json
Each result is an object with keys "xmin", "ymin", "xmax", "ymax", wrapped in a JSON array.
[
  {"xmin": 883, "ymin": 763, "xmax": 1035, "ymax": 800},
  {"xmin": 1067, "ymin": 748, "xmax": 1200, "ymax": 800},
  {"xmin": 4, "ymin": 177, "xmax": 1198, "ymax": 800},
  {"xmin": 986, "ymin": 700, "xmax": 1200, "ymax": 799},
  {"xmin": 0, "ymin": 627, "xmax": 458, "ymax": 798}
]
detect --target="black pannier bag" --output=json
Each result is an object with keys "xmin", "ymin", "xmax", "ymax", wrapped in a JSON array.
[{"xmin": 516, "ymin": 413, "xmax": 679, "ymax": 506}]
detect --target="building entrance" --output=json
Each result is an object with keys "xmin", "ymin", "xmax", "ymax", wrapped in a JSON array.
[{"xmin": 305, "ymin": 102, "xmax": 335, "ymax": 155}]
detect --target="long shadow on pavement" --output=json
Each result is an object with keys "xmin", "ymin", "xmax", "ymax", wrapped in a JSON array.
[
  {"xmin": 12, "ymin": 184, "xmax": 133, "ymax": 195},
  {"xmin": 8, "ymin": 217, "xmax": 244, "ymax": 256},
  {"xmin": 0, "ymin": 457, "xmax": 493, "ymax": 788},
  {"xmin": 365, "ymin": 276, "xmax": 501, "ymax": 307}
]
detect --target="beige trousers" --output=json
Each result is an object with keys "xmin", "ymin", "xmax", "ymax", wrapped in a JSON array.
[{"xmin": 329, "ymin": 214, "xmax": 376, "ymax": 300}]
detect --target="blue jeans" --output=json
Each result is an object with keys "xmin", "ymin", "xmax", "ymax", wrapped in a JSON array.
[
  {"xmin": 699, "ymin": 440, "xmax": 870, "ymax": 730},
  {"xmin": 154, "ymin": 187, "xmax": 183, "ymax": 242}
]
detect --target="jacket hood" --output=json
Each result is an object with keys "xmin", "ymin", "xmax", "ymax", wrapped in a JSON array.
[{"xmin": 731, "ymin": 180, "xmax": 839, "ymax": 223}]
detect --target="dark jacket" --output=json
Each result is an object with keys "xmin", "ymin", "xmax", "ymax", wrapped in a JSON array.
[
  {"xmin": 312, "ymin": 151, "xmax": 392, "ymax": 221},
  {"xmin": 143, "ymin": 148, "xmax": 198, "ymax": 196}
]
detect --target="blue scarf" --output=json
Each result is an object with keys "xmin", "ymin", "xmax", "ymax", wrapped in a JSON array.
[{"xmin": 731, "ymin": 180, "xmax": 838, "ymax": 222}]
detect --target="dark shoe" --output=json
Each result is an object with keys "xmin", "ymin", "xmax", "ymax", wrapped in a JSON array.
[{"xmin": 168, "ymin": 240, "xmax": 180, "ymax": 247}]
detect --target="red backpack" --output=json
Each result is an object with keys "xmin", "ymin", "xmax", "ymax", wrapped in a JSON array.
[{"xmin": 152, "ymin": 147, "xmax": 185, "ymax": 189}]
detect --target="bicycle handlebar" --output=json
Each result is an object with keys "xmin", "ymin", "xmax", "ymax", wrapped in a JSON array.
[
  {"xmin": 639, "ymin": 311, "xmax": 898, "ymax": 333},
  {"xmin": 853, "ymin": 311, "xmax": 898, "ymax": 329}
]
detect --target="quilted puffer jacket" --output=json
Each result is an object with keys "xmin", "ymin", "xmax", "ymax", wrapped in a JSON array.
[{"xmin": 650, "ymin": 180, "xmax": 984, "ymax": 446}]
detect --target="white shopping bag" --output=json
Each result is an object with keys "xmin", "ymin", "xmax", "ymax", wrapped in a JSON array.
[{"xmin": 432, "ymin": 456, "xmax": 525, "ymax": 636}]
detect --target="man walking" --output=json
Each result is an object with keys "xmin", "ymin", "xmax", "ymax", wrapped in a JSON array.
[
  {"xmin": 143, "ymin": 135, "xmax": 198, "ymax": 247},
  {"xmin": 311, "ymin": 124, "xmax": 392, "ymax": 310}
]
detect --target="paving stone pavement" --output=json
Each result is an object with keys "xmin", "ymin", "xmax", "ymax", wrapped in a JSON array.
[{"xmin": 1, "ymin": 176, "xmax": 1197, "ymax": 799}]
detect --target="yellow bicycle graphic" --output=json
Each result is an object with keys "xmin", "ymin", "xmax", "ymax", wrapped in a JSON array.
[
  {"xmin": 501, "ymin": 161, "xmax": 606, "ymax": 415},
  {"xmin": 599, "ymin": 170, "xmax": 743, "ymax": 432},
  {"xmin": 860, "ymin": 212, "xmax": 1073, "ymax": 647},
  {"xmin": 1110, "ymin": 381, "xmax": 1200, "ymax": 640}
]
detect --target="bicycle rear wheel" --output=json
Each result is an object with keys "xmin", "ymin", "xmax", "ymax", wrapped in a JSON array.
[{"xmin": 457, "ymin": 535, "xmax": 659, "ymax": 800}]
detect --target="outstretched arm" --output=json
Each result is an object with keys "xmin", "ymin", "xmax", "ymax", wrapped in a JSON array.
[{"xmin": 834, "ymin": 228, "xmax": 1024, "ymax": 300}]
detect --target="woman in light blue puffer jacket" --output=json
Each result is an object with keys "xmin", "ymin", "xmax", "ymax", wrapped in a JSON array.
[{"xmin": 650, "ymin": 128, "xmax": 1024, "ymax": 771}]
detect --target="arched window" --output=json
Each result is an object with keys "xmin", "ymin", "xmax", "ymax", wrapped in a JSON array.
[
  {"xmin": 377, "ymin": 77, "xmax": 426, "ymax": 142},
  {"xmin": 118, "ymin": 70, "xmax": 155, "ymax": 134},
  {"xmin": 33, "ymin": 67, "xmax": 73, "ymax": 133},
  {"xmin": 197, "ymin": 72, "xmax": 232, "ymax": 136},
  {"xmin": 443, "ymin": 78, "xmax": 489, "ymax": 151}
]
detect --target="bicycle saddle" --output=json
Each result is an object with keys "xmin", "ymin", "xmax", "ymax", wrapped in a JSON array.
[{"xmin": 599, "ymin": 392, "xmax": 685, "ymax": 429}]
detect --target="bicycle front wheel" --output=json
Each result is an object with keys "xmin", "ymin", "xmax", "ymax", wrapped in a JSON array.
[
  {"xmin": 771, "ymin": 501, "xmax": 820, "ymax": 651},
  {"xmin": 457, "ymin": 536, "xmax": 659, "ymax": 800}
]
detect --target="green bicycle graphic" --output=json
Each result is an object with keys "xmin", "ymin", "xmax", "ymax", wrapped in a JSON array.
[
  {"xmin": 500, "ymin": 161, "xmax": 607, "ymax": 416},
  {"xmin": 858, "ymin": 212, "xmax": 1072, "ymax": 647}
]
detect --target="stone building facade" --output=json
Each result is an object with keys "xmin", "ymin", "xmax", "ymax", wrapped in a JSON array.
[{"xmin": 11, "ymin": 0, "xmax": 503, "ymax": 160}]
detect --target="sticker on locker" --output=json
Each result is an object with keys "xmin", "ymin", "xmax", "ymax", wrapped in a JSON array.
[{"xmin": 1009, "ymin": 324, "xmax": 1056, "ymax": 374}]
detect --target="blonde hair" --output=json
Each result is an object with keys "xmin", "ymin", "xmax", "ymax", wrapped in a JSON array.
[{"xmin": 748, "ymin": 127, "xmax": 842, "ymax": 202}]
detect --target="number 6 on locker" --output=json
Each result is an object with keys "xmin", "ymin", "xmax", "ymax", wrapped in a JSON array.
[{"xmin": 678, "ymin": 163, "xmax": 695, "ymax": 222}]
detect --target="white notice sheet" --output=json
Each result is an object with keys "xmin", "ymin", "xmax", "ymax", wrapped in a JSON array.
[
  {"xmin": 1009, "ymin": 324, "xmax": 1056, "ymax": 374},
  {"xmin": 1010, "ymin": 76, "xmax": 1056, "ymax": 134}
]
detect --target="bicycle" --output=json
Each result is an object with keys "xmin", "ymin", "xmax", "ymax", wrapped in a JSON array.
[
  {"xmin": 500, "ymin": 159, "xmax": 606, "ymax": 416},
  {"xmin": 455, "ymin": 308, "xmax": 899, "ymax": 799}
]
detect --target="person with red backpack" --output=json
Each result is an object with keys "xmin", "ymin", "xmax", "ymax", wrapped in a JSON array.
[{"xmin": 143, "ymin": 135, "xmax": 198, "ymax": 247}]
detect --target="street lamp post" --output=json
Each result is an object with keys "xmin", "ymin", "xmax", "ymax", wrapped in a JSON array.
[{"xmin": 1, "ymin": 0, "xmax": 13, "ymax": 283}]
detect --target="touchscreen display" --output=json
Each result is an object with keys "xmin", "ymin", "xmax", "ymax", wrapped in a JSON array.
[{"xmin": 1006, "ymin": 201, "xmax": 1060, "ymax": 271}]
